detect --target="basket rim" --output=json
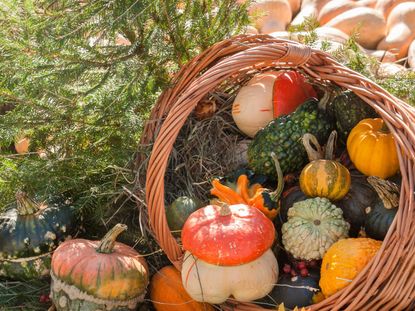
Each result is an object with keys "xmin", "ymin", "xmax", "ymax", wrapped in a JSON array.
[{"xmin": 142, "ymin": 34, "xmax": 415, "ymax": 311}]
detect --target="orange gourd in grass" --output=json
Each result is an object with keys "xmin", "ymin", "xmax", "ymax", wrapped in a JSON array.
[
  {"xmin": 150, "ymin": 266, "xmax": 213, "ymax": 311},
  {"xmin": 50, "ymin": 224, "xmax": 149, "ymax": 311},
  {"xmin": 14, "ymin": 137, "xmax": 30, "ymax": 154},
  {"xmin": 320, "ymin": 238, "xmax": 382, "ymax": 297},
  {"xmin": 347, "ymin": 118, "xmax": 399, "ymax": 179}
]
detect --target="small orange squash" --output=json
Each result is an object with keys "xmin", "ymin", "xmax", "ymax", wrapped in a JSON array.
[
  {"xmin": 347, "ymin": 118, "xmax": 399, "ymax": 179},
  {"xmin": 320, "ymin": 238, "xmax": 382, "ymax": 297},
  {"xmin": 150, "ymin": 266, "xmax": 214, "ymax": 311},
  {"xmin": 300, "ymin": 131, "xmax": 351, "ymax": 201},
  {"xmin": 14, "ymin": 137, "xmax": 30, "ymax": 154},
  {"xmin": 210, "ymin": 152, "xmax": 284, "ymax": 220}
]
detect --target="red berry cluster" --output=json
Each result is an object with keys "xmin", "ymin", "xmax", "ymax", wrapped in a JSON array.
[
  {"xmin": 39, "ymin": 294, "xmax": 50, "ymax": 303},
  {"xmin": 282, "ymin": 260, "xmax": 318, "ymax": 278}
]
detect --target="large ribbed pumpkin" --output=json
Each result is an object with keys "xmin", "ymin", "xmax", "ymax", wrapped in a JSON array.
[
  {"xmin": 150, "ymin": 266, "xmax": 214, "ymax": 311},
  {"xmin": 300, "ymin": 131, "xmax": 351, "ymax": 201},
  {"xmin": 320, "ymin": 238, "xmax": 382, "ymax": 297},
  {"xmin": 50, "ymin": 224, "xmax": 149, "ymax": 311}
]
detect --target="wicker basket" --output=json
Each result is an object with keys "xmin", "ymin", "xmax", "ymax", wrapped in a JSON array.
[{"xmin": 141, "ymin": 35, "xmax": 415, "ymax": 310}]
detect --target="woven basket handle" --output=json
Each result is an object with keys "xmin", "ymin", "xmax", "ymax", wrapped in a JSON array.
[
  {"xmin": 145, "ymin": 35, "xmax": 415, "ymax": 275},
  {"xmin": 145, "ymin": 39, "xmax": 319, "ymax": 267}
]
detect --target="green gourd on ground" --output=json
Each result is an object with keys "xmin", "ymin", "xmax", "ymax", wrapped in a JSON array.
[{"xmin": 0, "ymin": 191, "xmax": 76, "ymax": 280}]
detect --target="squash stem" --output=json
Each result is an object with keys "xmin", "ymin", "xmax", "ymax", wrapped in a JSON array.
[
  {"xmin": 15, "ymin": 191, "xmax": 40, "ymax": 215},
  {"xmin": 302, "ymin": 133, "xmax": 324, "ymax": 162},
  {"xmin": 218, "ymin": 202, "xmax": 232, "ymax": 216},
  {"xmin": 324, "ymin": 131, "xmax": 337, "ymax": 160},
  {"xmin": 270, "ymin": 152, "xmax": 284, "ymax": 201},
  {"xmin": 96, "ymin": 223, "xmax": 127, "ymax": 254},
  {"xmin": 367, "ymin": 176, "xmax": 400, "ymax": 209},
  {"xmin": 317, "ymin": 91, "xmax": 330, "ymax": 111}
]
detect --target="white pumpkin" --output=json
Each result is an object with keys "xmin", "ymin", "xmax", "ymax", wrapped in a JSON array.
[
  {"xmin": 181, "ymin": 249, "xmax": 278, "ymax": 304},
  {"xmin": 232, "ymin": 71, "xmax": 281, "ymax": 138},
  {"xmin": 249, "ymin": 0, "xmax": 292, "ymax": 34}
]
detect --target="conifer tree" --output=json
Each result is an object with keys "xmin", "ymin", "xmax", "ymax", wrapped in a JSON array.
[{"xmin": 0, "ymin": 1, "xmax": 250, "ymax": 222}]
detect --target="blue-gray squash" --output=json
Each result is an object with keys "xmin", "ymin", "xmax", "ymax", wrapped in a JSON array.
[{"xmin": 0, "ymin": 191, "xmax": 76, "ymax": 279}]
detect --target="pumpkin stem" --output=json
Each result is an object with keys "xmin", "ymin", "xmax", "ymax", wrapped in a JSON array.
[
  {"xmin": 15, "ymin": 191, "xmax": 41, "ymax": 215},
  {"xmin": 270, "ymin": 152, "xmax": 284, "ymax": 201},
  {"xmin": 324, "ymin": 131, "xmax": 337, "ymax": 160},
  {"xmin": 218, "ymin": 202, "xmax": 232, "ymax": 216},
  {"xmin": 380, "ymin": 121, "xmax": 390, "ymax": 134},
  {"xmin": 96, "ymin": 223, "xmax": 127, "ymax": 254},
  {"xmin": 367, "ymin": 176, "xmax": 400, "ymax": 209},
  {"xmin": 302, "ymin": 133, "xmax": 324, "ymax": 162}
]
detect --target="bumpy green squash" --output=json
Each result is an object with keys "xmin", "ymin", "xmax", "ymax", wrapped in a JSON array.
[
  {"xmin": 248, "ymin": 97, "xmax": 333, "ymax": 178},
  {"xmin": 0, "ymin": 191, "xmax": 76, "ymax": 279},
  {"xmin": 330, "ymin": 90, "xmax": 377, "ymax": 141},
  {"xmin": 282, "ymin": 197, "xmax": 349, "ymax": 260}
]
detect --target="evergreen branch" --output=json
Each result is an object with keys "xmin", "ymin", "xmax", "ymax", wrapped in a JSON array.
[{"xmin": 82, "ymin": 67, "xmax": 112, "ymax": 96}]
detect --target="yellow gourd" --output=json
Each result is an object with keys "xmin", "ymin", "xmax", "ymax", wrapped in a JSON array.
[
  {"xmin": 347, "ymin": 118, "xmax": 399, "ymax": 179},
  {"xmin": 320, "ymin": 238, "xmax": 382, "ymax": 297},
  {"xmin": 300, "ymin": 131, "xmax": 351, "ymax": 201}
]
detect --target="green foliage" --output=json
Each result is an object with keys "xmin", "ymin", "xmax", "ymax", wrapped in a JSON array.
[
  {"xmin": 0, "ymin": 278, "xmax": 50, "ymax": 310},
  {"xmin": 377, "ymin": 71, "xmax": 415, "ymax": 106},
  {"xmin": 0, "ymin": 0, "xmax": 250, "ymax": 221}
]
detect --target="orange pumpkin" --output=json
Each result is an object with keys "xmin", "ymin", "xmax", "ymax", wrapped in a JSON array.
[
  {"xmin": 347, "ymin": 118, "xmax": 399, "ymax": 179},
  {"xmin": 150, "ymin": 266, "xmax": 214, "ymax": 311},
  {"xmin": 50, "ymin": 224, "xmax": 149, "ymax": 311},
  {"xmin": 320, "ymin": 238, "xmax": 382, "ymax": 297}
]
